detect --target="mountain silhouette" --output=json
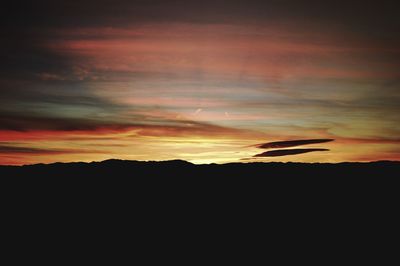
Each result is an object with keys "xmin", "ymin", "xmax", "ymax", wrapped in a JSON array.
[{"xmin": 1, "ymin": 159, "xmax": 399, "ymax": 177}]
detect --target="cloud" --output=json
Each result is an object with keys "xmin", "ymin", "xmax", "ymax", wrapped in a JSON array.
[
  {"xmin": 254, "ymin": 148, "xmax": 329, "ymax": 157},
  {"xmin": 0, "ymin": 144, "xmax": 102, "ymax": 155},
  {"xmin": 257, "ymin": 139, "xmax": 334, "ymax": 149},
  {"xmin": 0, "ymin": 110, "xmax": 252, "ymax": 140},
  {"xmin": 0, "ymin": 112, "xmax": 130, "ymax": 132}
]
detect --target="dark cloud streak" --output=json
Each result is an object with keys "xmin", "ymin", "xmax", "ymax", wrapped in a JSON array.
[
  {"xmin": 0, "ymin": 144, "xmax": 103, "ymax": 155},
  {"xmin": 254, "ymin": 149, "xmax": 330, "ymax": 157},
  {"xmin": 257, "ymin": 139, "xmax": 334, "ymax": 149},
  {"xmin": 0, "ymin": 111, "xmax": 245, "ymax": 138}
]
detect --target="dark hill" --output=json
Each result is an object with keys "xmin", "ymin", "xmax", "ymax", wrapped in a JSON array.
[{"xmin": 1, "ymin": 160, "xmax": 399, "ymax": 177}]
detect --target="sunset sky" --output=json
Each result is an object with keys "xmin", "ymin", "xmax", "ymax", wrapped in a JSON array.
[{"xmin": 1, "ymin": 0, "xmax": 400, "ymax": 165}]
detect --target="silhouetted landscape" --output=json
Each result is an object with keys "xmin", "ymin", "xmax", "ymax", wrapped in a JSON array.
[{"xmin": 1, "ymin": 159, "xmax": 399, "ymax": 177}]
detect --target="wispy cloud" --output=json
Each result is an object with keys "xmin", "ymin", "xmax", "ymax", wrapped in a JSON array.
[
  {"xmin": 0, "ymin": 144, "xmax": 103, "ymax": 155},
  {"xmin": 257, "ymin": 139, "xmax": 334, "ymax": 149},
  {"xmin": 254, "ymin": 149, "xmax": 330, "ymax": 157}
]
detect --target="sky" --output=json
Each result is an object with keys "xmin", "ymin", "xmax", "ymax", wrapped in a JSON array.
[{"xmin": 1, "ymin": 0, "xmax": 400, "ymax": 165}]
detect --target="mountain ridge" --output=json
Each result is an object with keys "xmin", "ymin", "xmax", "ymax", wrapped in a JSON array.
[
  {"xmin": 2, "ymin": 159, "xmax": 400, "ymax": 167},
  {"xmin": 1, "ymin": 159, "xmax": 399, "ymax": 177}
]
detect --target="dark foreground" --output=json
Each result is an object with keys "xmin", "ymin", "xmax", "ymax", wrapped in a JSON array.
[{"xmin": 1, "ymin": 159, "xmax": 399, "ymax": 177}]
